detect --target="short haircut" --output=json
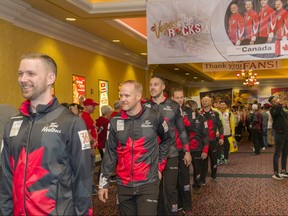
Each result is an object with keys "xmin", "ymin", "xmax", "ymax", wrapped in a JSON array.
[
  {"xmin": 151, "ymin": 74, "xmax": 165, "ymax": 84},
  {"xmin": 171, "ymin": 86, "xmax": 184, "ymax": 96},
  {"xmin": 252, "ymin": 104, "xmax": 258, "ymax": 110},
  {"xmin": 20, "ymin": 53, "xmax": 57, "ymax": 77},
  {"xmin": 185, "ymin": 99, "xmax": 198, "ymax": 109},
  {"xmin": 122, "ymin": 80, "xmax": 143, "ymax": 95},
  {"xmin": 101, "ymin": 105, "xmax": 112, "ymax": 116}
]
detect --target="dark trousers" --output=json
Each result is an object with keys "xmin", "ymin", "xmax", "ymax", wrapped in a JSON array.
[
  {"xmin": 223, "ymin": 135, "xmax": 230, "ymax": 160},
  {"xmin": 273, "ymin": 133, "xmax": 288, "ymax": 173},
  {"xmin": 117, "ymin": 181, "xmax": 160, "ymax": 216},
  {"xmin": 251, "ymin": 129, "xmax": 262, "ymax": 154},
  {"xmin": 203, "ymin": 141, "xmax": 218, "ymax": 179},
  {"xmin": 158, "ymin": 156, "xmax": 179, "ymax": 216},
  {"xmin": 191, "ymin": 151, "xmax": 204, "ymax": 187},
  {"xmin": 177, "ymin": 150, "xmax": 192, "ymax": 212}
]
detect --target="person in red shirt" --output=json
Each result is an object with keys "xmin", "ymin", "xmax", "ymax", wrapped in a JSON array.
[
  {"xmin": 110, "ymin": 100, "xmax": 122, "ymax": 118},
  {"xmin": 81, "ymin": 98, "xmax": 99, "ymax": 194},
  {"xmin": 96, "ymin": 105, "xmax": 112, "ymax": 159},
  {"xmin": 228, "ymin": 3, "xmax": 244, "ymax": 45},
  {"xmin": 241, "ymin": 0, "xmax": 259, "ymax": 45}
]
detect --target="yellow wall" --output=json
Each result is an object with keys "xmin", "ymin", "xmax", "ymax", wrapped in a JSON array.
[{"xmin": 0, "ymin": 19, "xmax": 147, "ymax": 119}]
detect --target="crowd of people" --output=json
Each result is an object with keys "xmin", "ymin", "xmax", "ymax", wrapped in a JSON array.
[{"xmin": 0, "ymin": 52, "xmax": 288, "ymax": 215}]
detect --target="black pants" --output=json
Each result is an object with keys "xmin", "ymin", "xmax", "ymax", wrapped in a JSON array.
[
  {"xmin": 177, "ymin": 150, "xmax": 192, "ymax": 212},
  {"xmin": 223, "ymin": 135, "xmax": 230, "ymax": 160},
  {"xmin": 203, "ymin": 141, "xmax": 218, "ymax": 179},
  {"xmin": 191, "ymin": 151, "xmax": 204, "ymax": 187},
  {"xmin": 117, "ymin": 181, "xmax": 160, "ymax": 216},
  {"xmin": 273, "ymin": 133, "xmax": 288, "ymax": 173},
  {"xmin": 251, "ymin": 129, "xmax": 262, "ymax": 154},
  {"xmin": 158, "ymin": 156, "xmax": 179, "ymax": 215}
]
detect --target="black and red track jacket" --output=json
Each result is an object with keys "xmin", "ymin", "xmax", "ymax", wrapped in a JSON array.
[
  {"xmin": 0, "ymin": 98, "xmax": 92, "ymax": 216},
  {"xmin": 188, "ymin": 110, "xmax": 209, "ymax": 154},
  {"xmin": 200, "ymin": 108, "xmax": 224, "ymax": 144},
  {"xmin": 144, "ymin": 98, "xmax": 189, "ymax": 158},
  {"xmin": 99, "ymin": 105, "xmax": 171, "ymax": 189}
]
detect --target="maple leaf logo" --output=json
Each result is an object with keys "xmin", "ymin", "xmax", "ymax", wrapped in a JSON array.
[
  {"xmin": 116, "ymin": 137, "xmax": 150, "ymax": 185},
  {"xmin": 207, "ymin": 120, "xmax": 215, "ymax": 140},
  {"xmin": 282, "ymin": 44, "xmax": 288, "ymax": 51},
  {"xmin": 9, "ymin": 147, "xmax": 55, "ymax": 215}
]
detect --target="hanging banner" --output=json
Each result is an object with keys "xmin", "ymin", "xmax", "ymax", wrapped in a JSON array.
[
  {"xmin": 72, "ymin": 75, "xmax": 86, "ymax": 104},
  {"xmin": 99, "ymin": 80, "xmax": 109, "ymax": 115},
  {"xmin": 147, "ymin": 0, "xmax": 288, "ymax": 64},
  {"xmin": 203, "ymin": 60, "xmax": 281, "ymax": 72}
]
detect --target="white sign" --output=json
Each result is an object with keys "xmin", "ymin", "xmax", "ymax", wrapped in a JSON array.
[{"xmin": 147, "ymin": 0, "xmax": 288, "ymax": 64}]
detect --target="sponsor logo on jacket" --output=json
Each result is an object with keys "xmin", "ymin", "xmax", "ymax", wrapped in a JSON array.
[
  {"xmin": 41, "ymin": 122, "xmax": 61, "ymax": 133},
  {"xmin": 163, "ymin": 106, "xmax": 172, "ymax": 111},
  {"xmin": 141, "ymin": 120, "xmax": 153, "ymax": 128}
]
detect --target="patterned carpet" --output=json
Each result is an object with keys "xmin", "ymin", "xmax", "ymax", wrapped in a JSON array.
[{"xmin": 93, "ymin": 138, "xmax": 288, "ymax": 215}]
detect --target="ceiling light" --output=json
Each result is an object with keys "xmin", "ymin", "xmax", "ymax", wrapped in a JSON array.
[
  {"xmin": 201, "ymin": 80, "xmax": 205, "ymax": 82},
  {"xmin": 185, "ymin": 72, "xmax": 190, "ymax": 76},
  {"xmin": 141, "ymin": 52, "xmax": 147, "ymax": 56},
  {"xmin": 174, "ymin": 68, "xmax": 179, "ymax": 71},
  {"xmin": 66, "ymin": 17, "xmax": 76, "ymax": 21},
  {"xmin": 112, "ymin": 39, "xmax": 120, "ymax": 43},
  {"xmin": 236, "ymin": 70, "xmax": 259, "ymax": 87},
  {"xmin": 194, "ymin": 77, "xmax": 198, "ymax": 79}
]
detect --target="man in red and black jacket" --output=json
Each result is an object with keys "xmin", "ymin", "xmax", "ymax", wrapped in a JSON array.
[
  {"xmin": 200, "ymin": 96, "xmax": 224, "ymax": 181},
  {"xmin": 98, "ymin": 80, "xmax": 171, "ymax": 216},
  {"xmin": 185, "ymin": 100, "xmax": 209, "ymax": 190},
  {"xmin": 0, "ymin": 53, "xmax": 92, "ymax": 215},
  {"xmin": 145, "ymin": 75, "xmax": 191, "ymax": 216}
]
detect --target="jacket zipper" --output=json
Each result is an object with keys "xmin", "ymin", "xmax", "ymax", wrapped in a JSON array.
[
  {"xmin": 23, "ymin": 119, "xmax": 35, "ymax": 215},
  {"xmin": 131, "ymin": 119, "xmax": 134, "ymax": 187}
]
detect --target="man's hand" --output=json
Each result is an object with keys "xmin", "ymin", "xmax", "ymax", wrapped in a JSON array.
[
  {"xmin": 219, "ymin": 139, "xmax": 224, "ymax": 146},
  {"xmin": 158, "ymin": 171, "xmax": 162, "ymax": 180},
  {"xmin": 184, "ymin": 151, "xmax": 192, "ymax": 167},
  {"xmin": 201, "ymin": 152, "xmax": 208, "ymax": 160},
  {"xmin": 99, "ymin": 188, "xmax": 108, "ymax": 203}
]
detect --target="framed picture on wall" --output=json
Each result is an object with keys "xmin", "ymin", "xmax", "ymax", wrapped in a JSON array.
[
  {"xmin": 72, "ymin": 75, "xmax": 86, "ymax": 104},
  {"xmin": 99, "ymin": 80, "xmax": 109, "ymax": 115},
  {"xmin": 271, "ymin": 87, "xmax": 288, "ymax": 96}
]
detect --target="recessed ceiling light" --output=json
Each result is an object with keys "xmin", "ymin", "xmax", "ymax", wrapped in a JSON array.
[
  {"xmin": 141, "ymin": 52, "xmax": 147, "ymax": 56},
  {"xmin": 194, "ymin": 77, "xmax": 198, "ymax": 79},
  {"xmin": 201, "ymin": 80, "xmax": 205, "ymax": 82},
  {"xmin": 124, "ymin": 53, "xmax": 130, "ymax": 56},
  {"xmin": 174, "ymin": 68, "xmax": 179, "ymax": 71},
  {"xmin": 112, "ymin": 39, "xmax": 120, "ymax": 43},
  {"xmin": 66, "ymin": 17, "xmax": 76, "ymax": 21},
  {"xmin": 185, "ymin": 72, "xmax": 190, "ymax": 76}
]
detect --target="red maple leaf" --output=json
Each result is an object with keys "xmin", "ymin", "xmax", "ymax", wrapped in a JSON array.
[
  {"xmin": 9, "ymin": 147, "xmax": 55, "ymax": 215},
  {"xmin": 207, "ymin": 119, "xmax": 215, "ymax": 140},
  {"xmin": 116, "ymin": 137, "xmax": 150, "ymax": 186}
]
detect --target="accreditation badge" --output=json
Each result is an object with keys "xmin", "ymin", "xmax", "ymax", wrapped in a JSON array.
[
  {"xmin": 10, "ymin": 120, "xmax": 23, "ymax": 137},
  {"xmin": 117, "ymin": 120, "xmax": 124, "ymax": 131}
]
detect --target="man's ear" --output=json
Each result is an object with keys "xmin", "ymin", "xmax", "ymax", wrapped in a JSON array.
[{"xmin": 47, "ymin": 72, "xmax": 56, "ymax": 85}]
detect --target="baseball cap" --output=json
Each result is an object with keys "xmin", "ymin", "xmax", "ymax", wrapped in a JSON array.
[{"xmin": 83, "ymin": 98, "xmax": 99, "ymax": 106}]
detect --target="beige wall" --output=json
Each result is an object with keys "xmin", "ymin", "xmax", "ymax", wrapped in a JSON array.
[{"xmin": 0, "ymin": 19, "xmax": 148, "ymax": 119}]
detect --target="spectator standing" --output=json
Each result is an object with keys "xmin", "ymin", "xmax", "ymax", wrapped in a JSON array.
[
  {"xmin": 269, "ymin": 95, "xmax": 288, "ymax": 180},
  {"xmin": 248, "ymin": 104, "xmax": 262, "ymax": 155},
  {"xmin": 0, "ymin": 53, "xmax": 92, "ymax": 215},
  {"xmin": 98, "ymin": 80, "xmax": 171, "ymax": 215},
  {"xmin": 110, "ymin": 100, "xmax": 122, "ymax": 118},
  {"xmin": 261, "ymin": 104, "xmax": 270, "ymax": 150}
]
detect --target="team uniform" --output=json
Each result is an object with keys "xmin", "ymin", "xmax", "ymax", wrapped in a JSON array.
[
  {"xmin": 242, "ymin": 9, "xmax": 259, "ymax": 45},
  {"xmin": 145, "ymin": 98, "xmax": 189, "ymax": 215},
  {"xmin": 0, "ymin": 98, "xmax": 92, "ymax": 215},
  {"xmin": 273, "ymin": 8, "xmax": 288, "ymax": 56},
  {"xmin": 200, "ymin": 108, "xmax": 224, "ymax": 180},
  {"xmin": 258, "ymin": 4, "xmax": 275, "ymax": 42},
  {"xmin": 189, "ymin": 111, "xmax": 209, "ymax": 188},
  {"xmin": 99, "ymin": 105, "xmax": 171, "ymax": 215},
  {"xmin": 228, "ymin": 12, "xmax": 244, "ymax": 45}
]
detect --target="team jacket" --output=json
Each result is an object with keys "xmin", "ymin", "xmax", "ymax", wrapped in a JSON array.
[
  {"xmin": 244, "ymin": 9, "xmax": 259, "ymax": 41},
  {"xmin": 144, "ymin": 98, "xmax": 189, "ymax": 158},
  {"xmin": 0, "ymin": 98, "xmax": 92, "ymax": 216},
  {"xmin": 270, "ymin": 104, "xmax": 288, "ymax": 133},
  {"xmin": 258, "ymin": 5, "xmax": 275, "ymax": 37},
  {"xmin": 228, "ymin": 12, "xmax": 244, "ymax": 44},
  {"xmin": 99, "ymin": 105, "xmax": 171, "ymax": 189},
  {"xmin": 200, "ymin": 108, "xmax": 224, "ymax": 144},
  {"xmin": 188, "ymin": 110, "xmax": 209, "ymax": 154},
  {"xmin": 273, "ymin": 8, "xmax": 288, "ymax": 40}
]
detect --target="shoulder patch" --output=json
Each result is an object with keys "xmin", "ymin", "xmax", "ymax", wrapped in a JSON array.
[{"xmin": 78, "ymin": 130, "xmax": 91, "ymax": 150}]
